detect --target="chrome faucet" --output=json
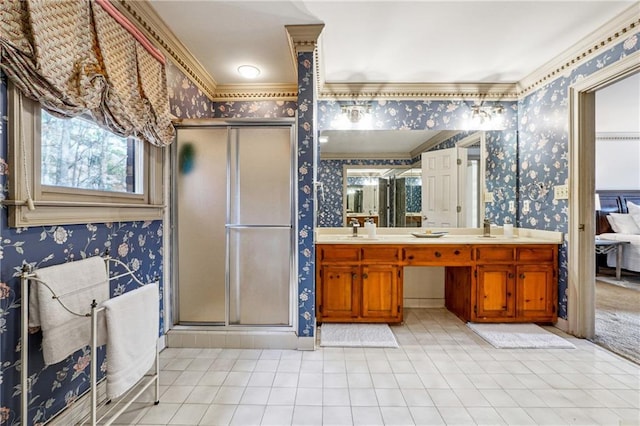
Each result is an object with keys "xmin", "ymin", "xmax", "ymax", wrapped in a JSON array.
[
  {"xmin": 483, "ymin": 219, "xmax": 491, "ymax": 237},
  {"xmin": 350, "ymin": 218, "xmax": 360, "ymax": 237}
]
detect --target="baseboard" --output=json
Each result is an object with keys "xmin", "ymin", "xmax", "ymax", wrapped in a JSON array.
[
  {"xmin": 297, "ymin": 336, "xmax": 315, "ymax": 351},
  {"xmin": 555, "ymin": 317, "xmax": 569, "ymax": 333},
  {"xmin": 403, "ymin": 298, "xmax": 445, "ymax": 308}
]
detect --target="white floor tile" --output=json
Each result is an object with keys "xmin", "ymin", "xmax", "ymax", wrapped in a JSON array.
[
  {"xmin": 408, "ymin": 406, "xmax": 445, "ymax": 425},
  {"xmin": 198, "ymin": 404, "xmax": 237, "ymax": 426},
  {"xmin": 260, "ymin": 405, "xmax": 294, "ymax": 426},
  {"xmin": 352, "ymin": 406, "xmax": 384, "ymax": 425},
  {"xmin": 230, "ymin": 405, "xmax": 265, "ymax": 426},
  {"xmin": 321, "ymin": 406, "xmax": 352, "ymax": 425},
  {"xmin": 291, "ymin": 405, "xmax": 322, "ymax": 425},
  {"xmin": 168, "ymin": 403, "xmax": 208, "ymax": 425},
  {"xmin": 150, "ymin": 308, "xmax": 639, "ymax": 426},
  {"xmin": 379, "ymin": 406, "xmax": 414, "ymax": 425}
]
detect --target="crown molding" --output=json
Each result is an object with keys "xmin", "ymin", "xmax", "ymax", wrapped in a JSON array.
[
  {"xmin": 410, "ymin": 131, "xmax": 460, "ymax": 158},
  {"xmin": 595, "ymin": 132, "xmax": 640, "ymax": 140},
  {"xmin": 517, "ymin": 4, "xmax": 640, "ymax": 97},
  {"xmin": 285, "ymin": 24, "xmax": 325, "ymax": 53},
  {"xmin": 114, "ymin": 0, "xmax": 218, "ymax": 100},
  {"xmin": 212, "ymin": 84, "xmax": 299, "ymax": 101},
  {"xmin": 318, "ymin": 83, "xmax": 519, "ymax": 101},
  {"xmin": 320, "ymin": 152, "xmax": 413, "ymax": 161}
]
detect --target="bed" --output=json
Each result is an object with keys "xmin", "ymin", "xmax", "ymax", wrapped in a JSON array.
[{"xmin": 596, "ymin": 190, "xmax": 640, "ymax": 273}]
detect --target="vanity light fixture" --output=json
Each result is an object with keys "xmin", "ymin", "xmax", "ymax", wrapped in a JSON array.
[
  {"xmin": 237, "ymin": 65, "xmax": 261, "ymax": 79},
  {"xmin": 471, "ymin": 103, "xmax": 505, "ymax": 124},
  {"xmin": 318, "ymin": 135, "xmax": 329, "ymax": 144},
  {"xmin": 342, "ymin": 103, "xmax": 372, "ymax": 123}
]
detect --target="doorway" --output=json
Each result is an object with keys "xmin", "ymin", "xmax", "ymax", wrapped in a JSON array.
[{"xmin": 568, "ymin": 51, "xmax": 640, "ymax": 339}]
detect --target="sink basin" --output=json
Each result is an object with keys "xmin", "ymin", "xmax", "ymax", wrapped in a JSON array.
[{"xmin": 339, "ymin": 235, "xmax": 380, "ymax": 240}]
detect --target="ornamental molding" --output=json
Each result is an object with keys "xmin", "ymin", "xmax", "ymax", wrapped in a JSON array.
[
  {"xmin": 212, "ymin": 84, "xmax": 299, "ymax": 101},
  {"xmin": 318, "ymin": 82, "xmax": 519, "ymax": 101},
  {"xmin": 114, "ymin": 0, "xmax": 218, "ymax": 100},
  {"xmin": 517, "ymin": 5, "xmax": 639, "ymax": 96},
  {"xmin": 595, "ymin": 132, "xmax": 640, "ymax": 141}
]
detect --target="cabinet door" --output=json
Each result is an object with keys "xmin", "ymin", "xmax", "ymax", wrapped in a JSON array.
[
  {"xmin": 361, "ymin": 264, "xmax": 402, "ymax": 321},
  {"xmin": 476, "ymin": 265, "xmax": 515, "ymax": 319},
  {"xmin": 516, "ymin": 264, "xmax": 555, "ymax": 321},
  {"xmin": 319, "ymin": 265, "xmax": 359, "ymax": 321}
]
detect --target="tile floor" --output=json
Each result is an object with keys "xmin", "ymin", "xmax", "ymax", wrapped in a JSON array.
[{"xmin": 109, "ymin": 309, "xmax": 639, "ymax": 425}]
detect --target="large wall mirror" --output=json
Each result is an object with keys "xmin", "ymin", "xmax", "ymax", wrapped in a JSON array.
[{"xmin": 317, "ymin": 129, "xmax": 516, "ymax": 228}]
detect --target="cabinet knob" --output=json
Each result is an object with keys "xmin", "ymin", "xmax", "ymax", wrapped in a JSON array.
[
  {"xmin": 434, "ymin": 251, "xmax": 442, "ymax": 258},
  {"xmin": 508, "ymin": 273, "xmax": 514, "ymax": 279},
  {"xmin": 520, "ymin": 273, "xmax": 526, "ymax": 279},
  {"xmin": 408, "ymin": 255, "xmax": 414, "ymax": 260},
  {"xmin": 352, "ymin": 273, "xmax": 357, "ymax": 280},
  {"xmin": 454, "ymin": 250, "xmax": 460, "ymax": 255},
  {"xmin": 362, "ymin": 273, "xmax": 368, "ymax": 279}
]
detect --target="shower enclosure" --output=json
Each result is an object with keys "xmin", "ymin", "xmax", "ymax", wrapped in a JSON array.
[{"xmin": 173, "ymin": 123, "xmax": 295, "ymax": 328}]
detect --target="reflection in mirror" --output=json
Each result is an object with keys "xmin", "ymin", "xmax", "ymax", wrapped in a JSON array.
[
  {"xmin": 344, "ymin": 167, "xmax": 422, "ymax": 227},
  {"xmin": 317, "ymin": 129, "xmax": 507, "ymax": 228}
]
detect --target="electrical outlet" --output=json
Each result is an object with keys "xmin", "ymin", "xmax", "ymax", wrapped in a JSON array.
[
  {"xmin": 554, "ymin": 185, "xmax": 569, "ymax": 200},
  {"xmin": 485, "ymin": 191, "xmax": 494, "ymax": 203},
  {"xmin": 508, "ymin": 200, "xmax": 515, "ymax": 213}
]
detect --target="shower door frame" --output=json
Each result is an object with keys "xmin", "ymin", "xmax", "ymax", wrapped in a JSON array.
[{"xmin": 170, "ymin": 118, "xmax": 297, "ymax": 332}]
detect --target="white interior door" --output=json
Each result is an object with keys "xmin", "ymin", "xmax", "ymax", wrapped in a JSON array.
[{"xmin": 421, "ymin": 147, "xmax": 467, "ymax": 227}]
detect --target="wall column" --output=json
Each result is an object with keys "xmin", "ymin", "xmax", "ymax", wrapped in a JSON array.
[{"xmin": 286, "ymin": 25, "xmax": 323, "ymax": 347}]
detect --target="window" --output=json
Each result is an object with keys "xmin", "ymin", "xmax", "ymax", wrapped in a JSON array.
[
  {"xmin": 6, "ymin": 83, "xmax": 165, "ymax": 227},
  {"xmin": 41, "ymin": 111, "xmax": 141, "ymax": 194}
]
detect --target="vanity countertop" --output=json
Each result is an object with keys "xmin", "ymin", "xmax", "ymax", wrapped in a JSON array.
[{"xmin": 315, "ymin": 227, "xmax": 563, "ymax": 245}]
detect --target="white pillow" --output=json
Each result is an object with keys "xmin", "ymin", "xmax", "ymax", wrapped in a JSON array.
[
  {"xmin": 606, "ymin": 213, "xmax": 640, "ymax": 234},
  {"xmin": 627, "ymin": 201, "xmax": 640, "ymax": 229}
]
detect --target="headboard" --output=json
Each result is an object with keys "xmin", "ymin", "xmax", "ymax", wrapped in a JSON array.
[{"xmin": 596, "ymin": 190, "xmax": 640, "ymax": 234}]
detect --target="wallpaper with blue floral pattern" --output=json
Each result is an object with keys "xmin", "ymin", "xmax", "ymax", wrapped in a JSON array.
[
  {"xmin": 213, "ymin": 100, "xmax": 297, "ymax": 119},
  {"xmin": 0, "ymin": 60, "xmax": 207, "ymax": 424},
  {"xmin": 518, "ymin": 32, "xmax": 639, "ymax": 318}
]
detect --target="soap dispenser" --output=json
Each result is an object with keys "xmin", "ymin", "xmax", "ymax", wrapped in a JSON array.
[{"xmin": 504, "ymin": 217, "xmax": 514, "ymax": 238}]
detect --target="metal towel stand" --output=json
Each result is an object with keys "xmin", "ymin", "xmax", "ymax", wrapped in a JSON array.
[{"xmin": 19, "ymin": 254, "xmax": 160, "ymax": 426}]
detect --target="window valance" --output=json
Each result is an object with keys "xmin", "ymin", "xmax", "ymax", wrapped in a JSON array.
[{"xmin": 0, "ymin": 0, "xmax": 174, "ymax": 146}]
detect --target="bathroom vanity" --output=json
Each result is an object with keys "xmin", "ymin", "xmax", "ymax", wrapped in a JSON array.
[{"xmin": 315, "ymin": 230, "xmax": 561, "ymax": 324}]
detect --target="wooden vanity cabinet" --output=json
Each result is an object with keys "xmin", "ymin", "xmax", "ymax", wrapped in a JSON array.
[
  {"xmin": 473, "ymin": 246, "xmax": 557, "ymax": 322},
  {"xmin": 317, "ymin": 242, "xmax": 558, "ymax": 325},
  {"xmin": 317, "ymin": 245, "xmax": 403, "ymax": 323}
]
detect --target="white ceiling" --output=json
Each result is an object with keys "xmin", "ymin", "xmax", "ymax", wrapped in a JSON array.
[{"xmin": 150, "ymin": 1, "xmax": 636, "ymax": 86}]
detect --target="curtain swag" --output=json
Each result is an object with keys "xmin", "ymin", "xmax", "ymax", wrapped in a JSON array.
[{"xmin": 0, "ymin": 0, "xmax": 175, "ymax": 147}]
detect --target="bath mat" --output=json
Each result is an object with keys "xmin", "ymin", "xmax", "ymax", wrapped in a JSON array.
[
  {"xmin": 467, "ymin": 323, "xmax": 575, "ymax": 349},
  {"xmin": 320, "ymin": 323, "xmax": 398, "ymax": 348}
]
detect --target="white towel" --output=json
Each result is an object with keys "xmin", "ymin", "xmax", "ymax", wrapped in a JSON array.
[
  {"xmin": 29, "ymin": 256, "xmax": 109, "ymax": 366},
  {"xmin": 103, "ymin": 283, "xmax": 159, "ymax": 399}
]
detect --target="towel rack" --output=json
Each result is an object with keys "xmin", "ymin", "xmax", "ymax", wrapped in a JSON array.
[{"xmin": 19, "ymin": 254, "xmax": 160, "ymax": 426}]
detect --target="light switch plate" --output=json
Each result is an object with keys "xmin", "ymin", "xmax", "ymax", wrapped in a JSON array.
[
  {"xmin": 485, "ymin": 191, "xmax": 494, "ymax": 203},
  {"xmin": 554, "ymin": 185, "xmax": 569, "ymax": 200}
]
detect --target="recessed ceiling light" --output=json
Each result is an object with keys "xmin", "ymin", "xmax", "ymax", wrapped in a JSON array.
[{"xmin": 238, "ymin": 65, "xmax": 260, "ymax": 79}]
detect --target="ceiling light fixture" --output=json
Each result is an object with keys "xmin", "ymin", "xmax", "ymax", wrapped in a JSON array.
[{"xmin": 237, "ymin": 65, "xmax": 261, "ymax": 79}]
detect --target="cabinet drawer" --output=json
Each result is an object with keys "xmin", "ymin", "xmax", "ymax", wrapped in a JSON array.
[
  {"xmin": 361, "ymin": 247, "xmax": 401, "ymax": 262},
  {"xmin": 319, "ymin": 246, "xmax": 360, "ymax": 262},
  {"xmin": 476, "ymin": 247, "xmax": 515, "ymax": 262},
  {"xmin": 404, "ymin": 247, "xmax": 472, "ymax": 264},
  {"xmin": 517, "ymin": 247, "xmax": 555, "ymax": 262}
]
